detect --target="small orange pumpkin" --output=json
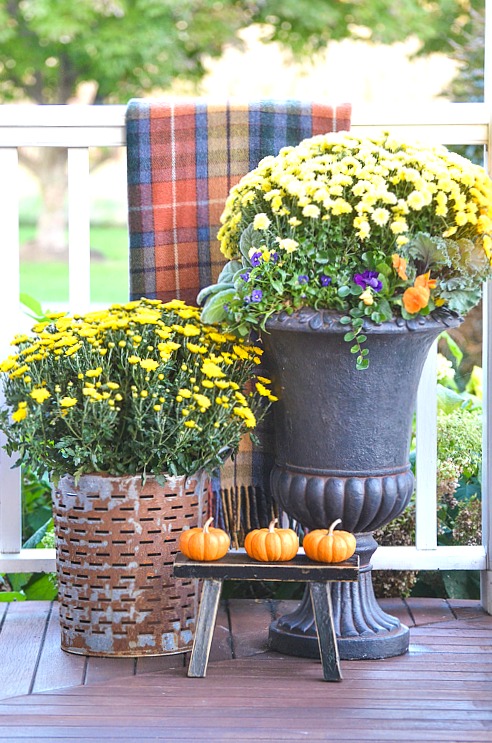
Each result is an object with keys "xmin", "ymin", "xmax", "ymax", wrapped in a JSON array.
[
  {"xmin": 244, "ymin": 518, "xmax": 299, "ymax": 562},
  {"xmin": 179, "ymin": 517, "xmax": 230, "ymax": 561},
  {"xmin": 303, "ymin": 519, "xmax": 356, "ymax": 563}
]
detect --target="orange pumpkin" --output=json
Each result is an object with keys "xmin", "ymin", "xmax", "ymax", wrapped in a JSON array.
[
  {"xmin": 179, "ymin": 517, "xmax": 230, "ymax": 561},
  {"xmin": 303, "ymin": 519, "xmax": 356, "ymax": 563},
  {"xmin": 244, "ymin": 518, "xmax": 299, "ymax": 562}
]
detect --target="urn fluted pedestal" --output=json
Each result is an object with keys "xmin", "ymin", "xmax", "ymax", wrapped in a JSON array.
[{"xmin": 264, "ymin": 307, "xmax": 460, "ymax": 660}]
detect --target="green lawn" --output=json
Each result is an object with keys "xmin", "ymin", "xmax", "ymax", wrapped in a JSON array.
[{"xmin": 20, "ymin": 225, "xmax": 129, "ymax": 305}]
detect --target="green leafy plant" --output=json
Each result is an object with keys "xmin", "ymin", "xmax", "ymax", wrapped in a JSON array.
[
  {"xmin": 375, "ymin": 341, "xmax": 483, "ymax": 600},
  {"xmin": 0, "ymin": 518, "xmax": 57, "ymax": 602},
  {"xmin": 200, "ymin": 131, "xmax": 492, "ymax": 368},
  {"xmin": 21, "ymin": 467, "xmax": 52, "ymax": 542},
  {"xmin": 0, "ymin": 298, "xmax": 276, "ymax": 482}
]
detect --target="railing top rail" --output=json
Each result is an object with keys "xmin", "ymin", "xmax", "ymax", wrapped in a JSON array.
[{"xmin": 0, "ymin": 102, "xmax": 490, "ymax": 147}]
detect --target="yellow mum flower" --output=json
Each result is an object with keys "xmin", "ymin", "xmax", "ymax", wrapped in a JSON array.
[
  {"xmin": 406, "ymin": 190, "xmax": 427, "ymax": 210},
  {"xmin": 253, "ymin": 213, "xmax": 271, "ymax": 230},
  {"xmin": 85, "ymin": 367, "xmax": 103, "ymax": 377},
  {"xmin": 12, "ymin": 404, "xmax": 28, "ymax": 422},
  {"xmin": 232, "ymin": 344, "xmax": 250, "ymax": 360},
  {"xmin": 60, "ymin": 397, "xmax": 78, "ymax": 408},
  {"xmin": 255, "ymin": 382, "xmax": 279, "ymax": 402},
  {"xmin": 288, "ymin": 217, "xmax": 302, "ymax": 227},
  {"xmin": 232, "ymin": 406, "xmax": 257, "ymax": 428},
  {"xmin": 302, "ymin": 204, "xmax": 320, "ymax": 219},
  {"xmin": 140, "ymin": 359, "xmax": 160, "ymax": 371},
  {"xmin": 193, "ymin": 393, "xmax": 211, "ymax": 410},
  {"xmin": 278, "ymin": 238, "xmax": 299, "ymax": 254},
  {"xmin": 207, "ymin": 331, "xmax": 227, "ymax": 344},
  {"xmin": 177, "ymin": 323, "xmax": 201, "ymax": 337},
  {"xmin": 371, "ymin": 208, "xmax": 390, "ymax": 226},
  {"xmin": 163, "ymin": 299, "xmax": 187, "ymax": 310},
  {"xmin": 0, "ymin": 357, "xmax": 17, "ymax": 373},
  {"xmin": 202, "ymin": 360, "xmax": 226, "ymax": 378},
  {"xmin": 175, "ymin": 307, "xmax": 200, "ymax": 320},
  {"xmin": 30, "ymin": 388, "xmax": 51, "ymax": 404},
  {"xmin": 186, "ymin": 342, "xmax": 207, "ymax": 354}
]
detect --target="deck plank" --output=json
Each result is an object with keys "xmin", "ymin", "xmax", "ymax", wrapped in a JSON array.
[
  {"xmin": 84, "ymin": 656, "xmax": 136, "ymax": 685},
  {"xmin": 378, "ymin": 597, "xmax": 415, "ymax": 626},
  {"xmin": 0, "ymin": 601, "xmax": 51, "ymax": 699},
  {"xmin": 227, "ymin": 599, "xmax": 273, "ymax": 657},
  {"xmin": 405, "ymin": 597, "xmax": 456, "ymax": 624},
  {"xmin": 31, "ymin": 603, "xmax": 86, "ymax": 694}
]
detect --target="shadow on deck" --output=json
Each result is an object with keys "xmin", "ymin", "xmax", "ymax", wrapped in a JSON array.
[{"xmin": 0, "ymin": 597, "xmax": 490, "ymax": 742}]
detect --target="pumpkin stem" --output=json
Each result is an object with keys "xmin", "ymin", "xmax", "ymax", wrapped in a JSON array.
[
  {"xmin": 203, "ymin": 517, "xmax": 214, "ymax": 533},
  {"xmin": 328, "ymin": 518, "xmax": 342, "ymax": 535},
  {"xmin": 268, "ymin": 517, "xmax": 279, "ymax": 532}
]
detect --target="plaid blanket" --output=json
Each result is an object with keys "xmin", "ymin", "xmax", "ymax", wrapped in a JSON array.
[{"xmin": 126, "ymin": 99, "xmax": 352, "ymax": 542}]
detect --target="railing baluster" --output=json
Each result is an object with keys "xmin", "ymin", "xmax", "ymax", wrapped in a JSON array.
[
  {"xmin": 415, "ymin": 341, "xmax": 438, "ymax": 550},
  {"xmin": 0, "ymin": 148, "xmax": 22, "ymax": 555},
  {"xmin": 68, "ymin": 148, "xmax": 91, "ymax": 312}
]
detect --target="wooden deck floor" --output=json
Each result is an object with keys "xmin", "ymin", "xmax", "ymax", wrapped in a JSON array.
[{"xmin": 0, "ymin": 597, "xmax": 491, "ymax": 742}]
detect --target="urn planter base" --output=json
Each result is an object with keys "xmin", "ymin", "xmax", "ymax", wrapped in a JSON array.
[{"xmin": 269, "ymin": 532, "xmax": 409, "ymax": 660}]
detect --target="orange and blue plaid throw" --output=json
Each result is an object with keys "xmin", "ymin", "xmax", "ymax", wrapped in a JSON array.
[{"xmin": 126, "ymin": 99, "xmax": 352, "ymax": 540}]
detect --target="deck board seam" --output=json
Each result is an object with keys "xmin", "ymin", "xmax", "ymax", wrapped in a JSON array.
[
  {"xmin": 28, "ymin": 601, "xmax": 53, "ymax": 695},
  {"xmin": 446, "ymin": 599, "xmax": 459, "ymax": 620},
  {"xmin": 81, "ymin": 656, "xmax": 89, "ymax": 687},
  {"xmin": 224, "ymin": 598, "xmax": 236, "ymax": 660},
  {"xmin": 402, "ymin": 597, "xmax": 416, "ymax": 626},
  {"xmin": 0, "ymin": 600, "xmax": 10, "ymax": 634}
]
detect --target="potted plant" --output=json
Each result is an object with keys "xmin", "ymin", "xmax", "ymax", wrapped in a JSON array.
[
  {"xmin": 0, "ymin": 298, "xmax": 275, "ymax": 657},
  {"xmin": 199, "ymin": 131, "xmax": 492, "ymax": 659}
]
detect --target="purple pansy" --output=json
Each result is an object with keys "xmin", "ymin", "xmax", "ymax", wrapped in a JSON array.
[
  {"xmin": 298, "ymin": 275, "xmax": 309, "ymax": 285},
  {"xmin": 250, "ymin": 251, "xmax": 263, "ymax": 267},
  {"xmin": 319, "ymin": 274, "xmax": 332, "ymax": 287},
  {"xmin": 240, "ymin": 270, "xmax": 251, "ymax": 282},
  {"xmin": 251, "ymin": 289, "xmax": 263, "ymax": 303},
  {"xmin": 270, "ymin": 251, "xmax": 280, "ymax": 263},
  {"xmin": 353, "ymin": 270, "xmax": 383, "ymax": 292}
]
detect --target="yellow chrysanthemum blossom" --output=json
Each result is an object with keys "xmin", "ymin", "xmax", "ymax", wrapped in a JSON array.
[
  {"xmin": 60, "ymin": 397, "xmax": 78, "ymax": 408},
  {"xmin": 30, "ymin": 388, "xmax": 51, "ymax": 404}
]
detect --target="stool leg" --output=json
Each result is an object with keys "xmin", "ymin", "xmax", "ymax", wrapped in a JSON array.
[
  {"xmin": 188, "ymin": 578, "xmax": 222, "ymax": 678},
  {"xmin": 309, "ymin": 582, "xmax": 342, "ymax": 681}
]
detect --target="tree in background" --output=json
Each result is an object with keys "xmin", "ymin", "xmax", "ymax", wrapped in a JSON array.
[
  {"xmin": 0, "ymin": 0, "xmax": 485, "ymax": 254},
  {"xmin": 443, "ymin": 5, "xmax": 484, "ymax": 102}
]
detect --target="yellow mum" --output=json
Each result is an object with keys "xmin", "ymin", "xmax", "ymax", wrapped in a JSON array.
[
  {"xmin": 30, "ymin": 388, "xmax": 51, "ymax": 404},
  {"xmin": 60, "ymin": 397, "xmax": 78, "ymax": 408},
  {"xmin": 140, "ymin": 359, "xmax": 160, "ymax": 371},
  {"xmin": 12, "ymin": 403, "xmax": 28, "ymax": 422},
  {"xmin": 201, "ymin": 360, "xmax": 226, "ymax": 378}
]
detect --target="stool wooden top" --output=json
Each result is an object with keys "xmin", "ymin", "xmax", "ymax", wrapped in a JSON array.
[{"xmin": 173, "ymin": 550, "xmax": 359, "ymax": 582}]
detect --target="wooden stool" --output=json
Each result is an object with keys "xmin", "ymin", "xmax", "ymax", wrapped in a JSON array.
[{"xmin": 173, "ymin": 551, "xmax": 359, "ymax": 682}]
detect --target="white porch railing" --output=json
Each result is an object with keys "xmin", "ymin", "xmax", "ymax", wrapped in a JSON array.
[{"xmin": 0, "ymin": 102, "xmax": 491, "ymax": 611}]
